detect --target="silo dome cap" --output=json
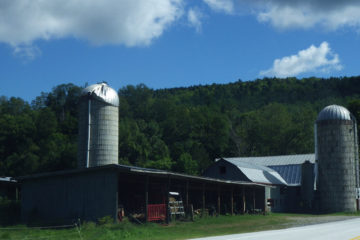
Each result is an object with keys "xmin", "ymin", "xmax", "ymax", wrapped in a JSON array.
[
  {"xmin": 82, "ymin": 82, "xmax": 119, "ymax": 107},
  {"xmin": 317, "ymin": 104, "xmax": 351, "ymax": 122}
]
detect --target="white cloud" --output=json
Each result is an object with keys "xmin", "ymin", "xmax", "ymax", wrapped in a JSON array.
[
  {"xmin": 203, "ymin": 0, "xmax": 234, "ymax": 14},
  {"xmin": 257, "ymin": 6, "xmax": 317, "ymax": 29},
  {"xmin": 200, "ymin": 0, "xmax": 360, "ymax": 31},
  {"xmin": 188, "ymin": 8, "xmax": 203, "ymax": 32},
  {"xmin": 257, "ymin": 3, "xmax": 360, "ymax": 30},
  {"xmin": 260, "ymin": 42, "xmax": 342, "ymax": 78},
  {"xmin": 13, "ymin": 45, "xmax": 41, "ymax": 61},
  {"xmin": 0, "ymin": 0, "xmax": 184, "ymax": 49}
]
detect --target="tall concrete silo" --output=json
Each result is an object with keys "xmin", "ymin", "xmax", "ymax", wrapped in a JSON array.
[
  {"xmin": 315, "ymin": 105, "xmax": 359, "ymax": 212},
  {"xmin": 77, "ymin": 82, "xmax": 119, "ymax": 168}
]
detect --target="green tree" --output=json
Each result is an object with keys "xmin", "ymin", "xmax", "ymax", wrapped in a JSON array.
[{"xmin": 176, "ymin": 152, "xmax": 198, "ymax": 175}]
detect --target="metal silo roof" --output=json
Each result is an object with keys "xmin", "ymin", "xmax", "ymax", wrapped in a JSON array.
[
  {"xmin": 317, "ymin": 105, "xmax": 351, "ymax": 121},
  {"xmin": 82, "ymin": 82, "xmax": 119, "ymax": 107}
]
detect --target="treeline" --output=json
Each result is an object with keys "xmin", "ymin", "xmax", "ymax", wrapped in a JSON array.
[{"xmin": 1, "ymin": 77, "xmax": 360, "ymax": 177}]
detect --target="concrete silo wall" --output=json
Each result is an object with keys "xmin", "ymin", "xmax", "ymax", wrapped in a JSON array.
[
  {"xmin": 78, "ymin": 98, "xmax": 119, "ymax": 168},
  {"xmin": 77, "ymin": 99, "xmax": 87, "ymax": 168},
  {"xmin": 317, "ymin": 120, "xmax": 357, "ymax": 212}
]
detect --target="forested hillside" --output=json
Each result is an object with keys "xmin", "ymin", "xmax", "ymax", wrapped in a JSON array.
[{"xmin": 1, "ymin": 77, "xmax": 360, "ymax": 177}]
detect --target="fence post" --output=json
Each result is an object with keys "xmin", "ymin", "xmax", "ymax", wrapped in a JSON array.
[{"xmin": 76, "ymin": 218, "xmax": 83, "ymax": 240}]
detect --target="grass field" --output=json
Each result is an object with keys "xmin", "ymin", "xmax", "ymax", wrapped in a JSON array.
[{"xmin": 0, "ymin": 213, "xmax": 359, "ymax": 240}]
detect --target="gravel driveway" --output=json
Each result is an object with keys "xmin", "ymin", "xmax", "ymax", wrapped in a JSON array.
[{"xmin": 285, "ymin": 215, "xmax": 360, "ymax": 227}]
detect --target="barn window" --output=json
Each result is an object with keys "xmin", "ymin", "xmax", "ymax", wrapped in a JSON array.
[{"xmin": 219, "ymin": 166, "xmax": 226, "ymax": 174}]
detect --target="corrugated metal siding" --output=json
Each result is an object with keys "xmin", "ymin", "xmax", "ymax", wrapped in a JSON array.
[{"xmin": 21, "ymin": 170, "xmax": 118, "ymax": 224}]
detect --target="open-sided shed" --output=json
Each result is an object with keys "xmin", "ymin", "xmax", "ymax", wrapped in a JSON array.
[{"xmin": 18, "ymin": 164, "xmax": 270, "ymax": 225}]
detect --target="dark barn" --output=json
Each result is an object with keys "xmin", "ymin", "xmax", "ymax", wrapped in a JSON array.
[{"xmin": 204, "ymin": 155, "xmax": 316, "ymax": 212}]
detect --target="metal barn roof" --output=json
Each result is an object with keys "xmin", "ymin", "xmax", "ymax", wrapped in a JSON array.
[
  {"xmin": 219, "ymin": 154, "xmax": 316, "ymax": 186},
  {"xmin": 16, "ymin": 164, "xmax": 269, "ymax": 188},
  {"xmin": 0, "ymin": 177, "xmax": 11, "ymax": 182},
  {"xmin": 223, "ymin": 158, "xmax": 287, "ymax": 185},
  {"xmin": 0, "ymin": 177, "xmax": 16, "ymax": 183},
  {"xmin": 268, "ymin": 164, "xmax": 302, "ymax": 186},
  {"xmin": 220, "ymin": 154, "xmax": 315, "ymax": 166}
]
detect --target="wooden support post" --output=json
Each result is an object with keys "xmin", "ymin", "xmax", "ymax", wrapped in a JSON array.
[
  {"xmin": 202, "ymin": 184, "xmax": 206, "ymax": 217},
  {"xmin": 217, "ymin": 186, "xmax": 221, "ymax": 215},
  {"xmin": 230, "ymin": 188, "xmax": 234, "ymax": 215},
  {"xmin": 190, "ymin": 204, "xmax": 194, "ymax": 221},
  {"xmin": 166, "ymin": 176, "xmax": 170, "ymax": 224},
  {"xmin": 115, "ymin": 184, "xmax": 119, "ymax": 223},
  {"xmin": 253, "ymin": 187, "xmax": 256, "ymax": 212},
  {"xmin": 186, "ymin": 180, "xmax": 189, "ymax": 208},
  {"xmin": 145, "ymin": 176, "xmax": 149, "ymax": 222},
  {"xmin": 185, "ymin": 180, "xmax": 189, "ymax": 218},
  {"xmin": 242, "ymin": 187, "xmax": 246, "ymax": 214},
  {"xmin": 264, "ymin": 187, "xmax": 267, "ymax": 213},
  {"xmin": 16, "ymin": 187, "xmax": 19, "ymax": 201}
]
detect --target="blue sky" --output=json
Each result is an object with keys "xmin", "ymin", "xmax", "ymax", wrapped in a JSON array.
[{"xmin": 1, "ymin": 0, "xmax": 360, "ymax": 103}]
